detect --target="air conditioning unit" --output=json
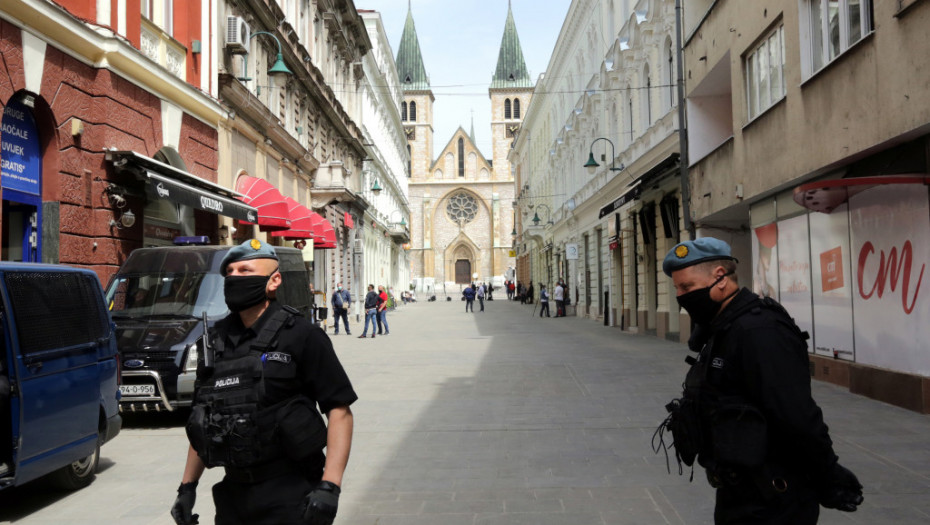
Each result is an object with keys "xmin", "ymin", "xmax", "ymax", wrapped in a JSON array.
[{"xmin": 226, "ymin": 16, "xmax": 250, "ymax": 54}]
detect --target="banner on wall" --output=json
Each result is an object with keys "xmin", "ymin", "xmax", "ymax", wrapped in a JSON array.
[
  {"xmin": 809, "ymin": 203, "xmax": 855, "ymax": 359},
  {"xmin": 777, "ymin": 215, "xmax": 813, "ymax": 338},
  {"xmin": 1, "ymin": 99, "xmax": 41, "ymax": 196},
  {"xmin": 849, "ymin": 185, "xmax": 930, "ymax": 376},
  {"xmin": 752, "ymin": 223, "xmax": 779, "ymax": 299}
]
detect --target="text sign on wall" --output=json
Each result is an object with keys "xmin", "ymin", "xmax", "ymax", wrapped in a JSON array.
[
  {"xmin": 810, "ymin": 203, "xmax": 855, "ymax": 360},
  {"xmin": 850, "ymin": 185, "xmax": 930, "ymax": 376},
  {"xmin": 1, "ymin": 99, "xmax": 41, "ymax": 195}
]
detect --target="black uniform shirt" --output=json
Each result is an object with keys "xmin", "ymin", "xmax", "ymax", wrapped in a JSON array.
[
  {"xmin": 214, "ymin": 301, "xmax": 357, "ymax": 414},
  {"xmin": 698, "ymin": 288, "xmax": 837, "ymax": 481}
]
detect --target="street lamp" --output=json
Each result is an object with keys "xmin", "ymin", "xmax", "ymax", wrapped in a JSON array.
[
  {"xmin": 371, "ymin": 179, "xmax": 383, "ymax": 195},
  {"xmin": 390, "ymin": 210, "xmax": 407, "ymax": 227},
  {"xmin": 584, "ymin": 137, "xmax": 625, "ymax": 175},
  {"xmin": 237, "ymin": 32, "xmax": 293, "ymax": 85},
  {"xmin": 531, "ymin": 204, "xmax": 553, "ymax": 226}
]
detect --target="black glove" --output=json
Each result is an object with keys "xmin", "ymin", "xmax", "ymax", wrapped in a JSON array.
[
  {"xmin": 819, "ymin": 463, "xmax": 863, "ymax": 512},
  {"xmin": 302, "ymin": 480, "xmax": 341, "ymax": 525},
  {"xmin": 170, "ymin": 481, "xmax": 199, "ymax": 525}
]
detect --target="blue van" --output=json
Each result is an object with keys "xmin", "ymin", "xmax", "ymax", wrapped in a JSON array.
[{"xmin": 0, "ymin": 263, "xmax": 121, "ymax": 490}]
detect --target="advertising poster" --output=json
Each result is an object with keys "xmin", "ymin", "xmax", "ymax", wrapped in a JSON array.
[
  {"xmin": 752, "ymin": 223, "xmax": 778, "ymax": 299},
  {"xmin": 1, "ymin": 98, "xmax": 41, "ymax": 195},
  {"xmin": 777, "ymin": 214, "xmax": 813, "ymax": 339},
  {"xmin": 849, "ymin": 185, "xmax": 930, "ymax": 376},
  {"xmin": 809, "ymin": 203, "xmax": 854, "ymax": 359}
]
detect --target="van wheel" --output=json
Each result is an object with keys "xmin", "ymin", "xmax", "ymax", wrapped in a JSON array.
[{"xmin": 50, "ymin": 441, "xmax": 99, "ymax": 490}]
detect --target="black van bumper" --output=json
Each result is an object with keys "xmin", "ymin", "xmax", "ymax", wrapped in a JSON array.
[{"xmin": 103, "ymin": 413, "xmax": 122, "ymax": 444}]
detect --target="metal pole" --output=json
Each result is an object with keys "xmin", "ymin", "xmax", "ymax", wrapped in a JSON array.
[{"xmin": 675, "ymin": 0, "xmax": 694, "ymax": 239}]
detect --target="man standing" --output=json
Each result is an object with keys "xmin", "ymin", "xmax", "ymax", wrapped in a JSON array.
[
  {"xmin": 376, "ymin": 285, "xmax": 390, "ymax": 336},
  {"xmin": 358, "ymin": 285, "xmax": 379, "ymax": 339},
  {"xmin": 539, "ymin": 285, "xmax": 550, "ymax": 317},
  {"xmin": 476, "ymin": 282, "xmax": 486, "ymax": 312},
  {"xmin": 659, "ymin": 238, "xmax": 862, "ymax": 524},
  {"xmin": 171, "ymin": 239, "xmax": 356, "ymax": 525},
  {"xmin": 553, "ymin": 281, "xmax": 565, "ymax": 317},
  {"xmin": 331, "ymin": 283, "xmax": 351, "ymax": 335},
  {"xmin": 462, "ymin": 284, "xmax": 475, "ymax": 313}
]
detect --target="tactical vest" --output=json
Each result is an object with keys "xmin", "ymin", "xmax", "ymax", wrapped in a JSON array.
[
  {"xmin": 186, "ymin": 306, "xmax": 327, "ymax": 469},
  {"xmin": 655, "ymin": 296, "xmax": 807, "ymax": 476}
]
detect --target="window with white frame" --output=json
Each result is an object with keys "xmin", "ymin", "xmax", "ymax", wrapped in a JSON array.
[
  {"xmin": 745, "ymin": 24, "xmax": 785, "ymax": 121},
  {"xmin": 805, "ymin": 0, "xmax": 872, "ymax": 76}
]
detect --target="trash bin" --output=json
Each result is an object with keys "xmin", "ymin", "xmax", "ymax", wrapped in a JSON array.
[{"xmin": 316, "ymin": 306, "xmax": 328, "ymax": 320}]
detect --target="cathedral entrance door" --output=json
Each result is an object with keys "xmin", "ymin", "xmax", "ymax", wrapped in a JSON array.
[{"xmin": 455, "ymin": 259, "xmax": 471, "ymax": 284}]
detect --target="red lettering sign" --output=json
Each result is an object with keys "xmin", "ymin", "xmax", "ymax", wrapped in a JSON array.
[{"xmin": 857, "ymin": 241, "xmax": 925, "ymax": 314}]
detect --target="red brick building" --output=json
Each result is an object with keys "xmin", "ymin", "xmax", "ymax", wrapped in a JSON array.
[{"xmin": 0, "ymin": 1, "xmax": 234, "ymax": 284}]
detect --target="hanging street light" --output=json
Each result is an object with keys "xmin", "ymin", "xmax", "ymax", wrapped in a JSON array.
[{"xmin": 584, "ymin": 137, "xmax": 625, "ymax": 175}]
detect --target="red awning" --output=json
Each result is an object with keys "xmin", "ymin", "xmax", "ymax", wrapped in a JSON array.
[
  {"xmin": 311, "ymin": 212, "xmax": 337, "ymax": 249},
  {"xmin": 793, "ymin": 175, "xmax": 930, "ymax": 213},
  {"xmin": 270, "ymin": 197, "xmax": 318, "ymax": 240},
  {"xmin": 344, "ymin": 211, "xmax": 354, "ymax": 229},
  {"xmin": 235, "ymin": 175, "xmax": 291, "ymax": 231}
]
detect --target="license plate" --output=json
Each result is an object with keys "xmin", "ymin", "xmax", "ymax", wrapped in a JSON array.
[{"xmin": 120, "ymin": 384, "xmax": 155, "ymax": 396}]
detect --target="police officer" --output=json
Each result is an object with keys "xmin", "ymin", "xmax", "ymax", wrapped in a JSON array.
[
  {"xmin": 661, "ymin": 237, "xmax": 862, "ymax": 524},
  {"xmin": 171, "ymin": 239, "xmax": 357, "ymax": 525}
]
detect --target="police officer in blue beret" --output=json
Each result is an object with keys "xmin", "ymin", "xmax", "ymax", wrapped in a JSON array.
[
  {"xmin": 659, "ymin": 237, "xmax": 862, "ymax": 524},
  {"xmin": 171, "ymin": 239, "xmax": 357, "ymax": 525}
]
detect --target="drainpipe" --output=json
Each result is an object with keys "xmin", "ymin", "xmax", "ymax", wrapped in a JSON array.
[{"xmin": 675, "ymin": 0, "xmax": 694, "ymax": 239}]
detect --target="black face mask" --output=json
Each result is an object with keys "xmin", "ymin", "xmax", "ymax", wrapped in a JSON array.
[
  {"xmin": 224, "ymin": 271, "xmax": 275, "ymax": 312},
  {"xmin": 676, "ymin": 272, "xmax": 734, "ymax": 326}
]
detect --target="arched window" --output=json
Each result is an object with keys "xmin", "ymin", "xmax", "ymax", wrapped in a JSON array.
[
  {"xmin": 457, "ymin": 138, "xmax": 465, "ymax": 177},
  {"xmin": 513, "ymin": 98, "xmax": 521, "ymax": 119},
  {"xmin": 410, "ymin": 101, "xmax": 417, "ymax": 122},
  {"xmin": 504, "ymin": 99, "xmax": 512, "ymax": 119},
  {"xmin": 401, "ymin": 101, "xmax": 407, "ymax": 121}
]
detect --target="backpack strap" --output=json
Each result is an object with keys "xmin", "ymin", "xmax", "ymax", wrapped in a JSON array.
[{"xmin": 251, "ymin": 306, "xmax": 299, "ymax": 352}]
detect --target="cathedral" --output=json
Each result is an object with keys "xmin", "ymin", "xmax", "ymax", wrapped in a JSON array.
[{"xmin": 398, "ymin": 2, "xmax": 532, "ymax": 289}]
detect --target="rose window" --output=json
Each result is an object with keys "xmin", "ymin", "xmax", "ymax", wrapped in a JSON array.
[{"xmin": 446, "ymin": 192, "xmax": 478, "ymax": 224}]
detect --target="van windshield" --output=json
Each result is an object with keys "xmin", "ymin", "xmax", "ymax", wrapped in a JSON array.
[{"xmin": 106, "ymin": 272, "xmax": 228, "ymax": 319}]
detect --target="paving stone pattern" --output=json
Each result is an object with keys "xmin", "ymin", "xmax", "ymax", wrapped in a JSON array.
[{"xmin": 1, "ymin": 300, "xmax": 929, "ymax": 524}]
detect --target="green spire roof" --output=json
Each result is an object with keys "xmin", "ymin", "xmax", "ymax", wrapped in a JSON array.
[
  {"xmin": 396, "ymin": 5, "xmax": 430, "ymax": 91},
  {"xmin": 491, "ymin": 2, "xmax": 532, "ymax": 89}
]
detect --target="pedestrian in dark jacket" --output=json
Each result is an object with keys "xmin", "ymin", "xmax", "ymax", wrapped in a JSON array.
[
  {"xmin": 462, "ymin": 285, "xmax": 476, "ymax": 312},
  {"xmin": 659, "ymin": 238, "xmax": 862, "ymax": 524},
  {"xmin": 331, "ymin": 283, "xmax": 351, "ymax": 335},
  {"xmin": 358, "ymin": 285, "xmax": 380, "ymax": 338}
]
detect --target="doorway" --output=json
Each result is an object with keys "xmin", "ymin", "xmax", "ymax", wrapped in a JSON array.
[{"xmin": 454, "ymin": 259, "xmax": 471, "ymax": 284}]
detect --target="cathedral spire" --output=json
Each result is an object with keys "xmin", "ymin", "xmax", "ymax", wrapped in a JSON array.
[
  {"xmin": 396, "ymin": 3, "xmax": 430, "ymax": 91},
  {"xmin": 491, "ymin": 2, "xmax": 532, "ymax": 89},
  {"xmin": 470, "ymin": 110, "xmax": 476, "ymax": 144}
]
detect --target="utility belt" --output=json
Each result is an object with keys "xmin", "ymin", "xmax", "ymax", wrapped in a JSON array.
[{"xmin": 224, "ymin": 457, "xmax": 301, "ymax": 484}]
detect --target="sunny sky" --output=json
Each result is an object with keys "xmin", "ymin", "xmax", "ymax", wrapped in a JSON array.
[{"xmin": 356, "ymin": 0, "xmax": 570, "ymax": 160}]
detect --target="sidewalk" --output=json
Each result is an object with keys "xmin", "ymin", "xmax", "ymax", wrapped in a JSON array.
[{"xmin": 337, "ymin": 299, "xmax": 930, "ymax": 524}]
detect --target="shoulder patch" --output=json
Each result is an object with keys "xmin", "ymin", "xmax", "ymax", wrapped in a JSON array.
[{"xmin": 262, "ymin": 352, "xmax": 292, "ymax": 364}]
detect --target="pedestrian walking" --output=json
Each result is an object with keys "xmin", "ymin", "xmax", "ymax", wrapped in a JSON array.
[
  {"xmin": 539, "ymin": 285, "xmax": 550, "ymax": 317},
  {"xmin": 487, "ymin": 282, "xmax": 494, "ymax": 301},
  {"xmin": 656, "ymin": 238, "xmax": 862, "ymax": 525},
  {"xmin": 526, "ymin": 281, "xmax": 534, "ymax": 304},
  {"xmin": 476, "ymin": 282, "xmax": 486, "ymax": 312},
  {"xmin": 462, "ymin": 284, "xmax": 476, "ymax": 312},
  {"xmin": 377, "ymin": 285, "xmax": 390, "ymax": 335},
  {"xmin": 507, "ymin": 280, "xmax": 515, "ymax": 300},
  {"xmin": 331, "ymin": 282, "xmax": 351, "ymax": 335},
  {"xmin": 171, "ymin": 239, "xmax": 356, "ymax": 525},
  {"xmin": 358, "ymin": 285, "xmax": 379, "ymax": 338},
  {"xmin": 553, "ymin": 281, "xmax": 565, "ymax": 317}
]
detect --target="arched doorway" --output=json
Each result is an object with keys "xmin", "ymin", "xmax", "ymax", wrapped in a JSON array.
[
  {"xmin": 1, "ymin": 94, "xmax": 43, "ymax": 262},
  {"xmin": 454, "ymin": 259, "xmax": 471, "ymax": 284}
]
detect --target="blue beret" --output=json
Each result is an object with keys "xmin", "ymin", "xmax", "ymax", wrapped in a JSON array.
[
  {"xmin": 663, "ymin": 237, "xmax": 737, "ymax": 276},
  {"xmin": 221, "ymin": 239, "xmax": 278, "ymax": 273}
]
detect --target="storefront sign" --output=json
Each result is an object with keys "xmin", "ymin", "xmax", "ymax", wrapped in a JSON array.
[
  {"xmin": 145, "ymin": 171, "xmax": 258, "ymax": 223},
  {"xmin": 1, "ymin": 99, "xmax": 41, "ymax": 195},
  {"xmin": 777, "ymin": 214, "xmax": 813, "ymax": 337},
  {"xmin": 810, "ymin": 203, "xmax": 855, "ymax": 360},
  {"xmin": 566, "ymin": 243, "xmax": 579, "ymax": 260},
  {"xmin": 850, "ymin": 185, "xmax": 930, "ymax": 376}
]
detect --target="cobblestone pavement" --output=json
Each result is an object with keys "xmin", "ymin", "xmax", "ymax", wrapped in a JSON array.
[{"xmin": 2, "ymin": 298, "xmax": 929, "ymax": 524}]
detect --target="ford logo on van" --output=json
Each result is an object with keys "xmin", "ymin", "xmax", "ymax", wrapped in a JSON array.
[{"xmin": 125, "ymin": 359, "xmax": 145, "ymax": 368}]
